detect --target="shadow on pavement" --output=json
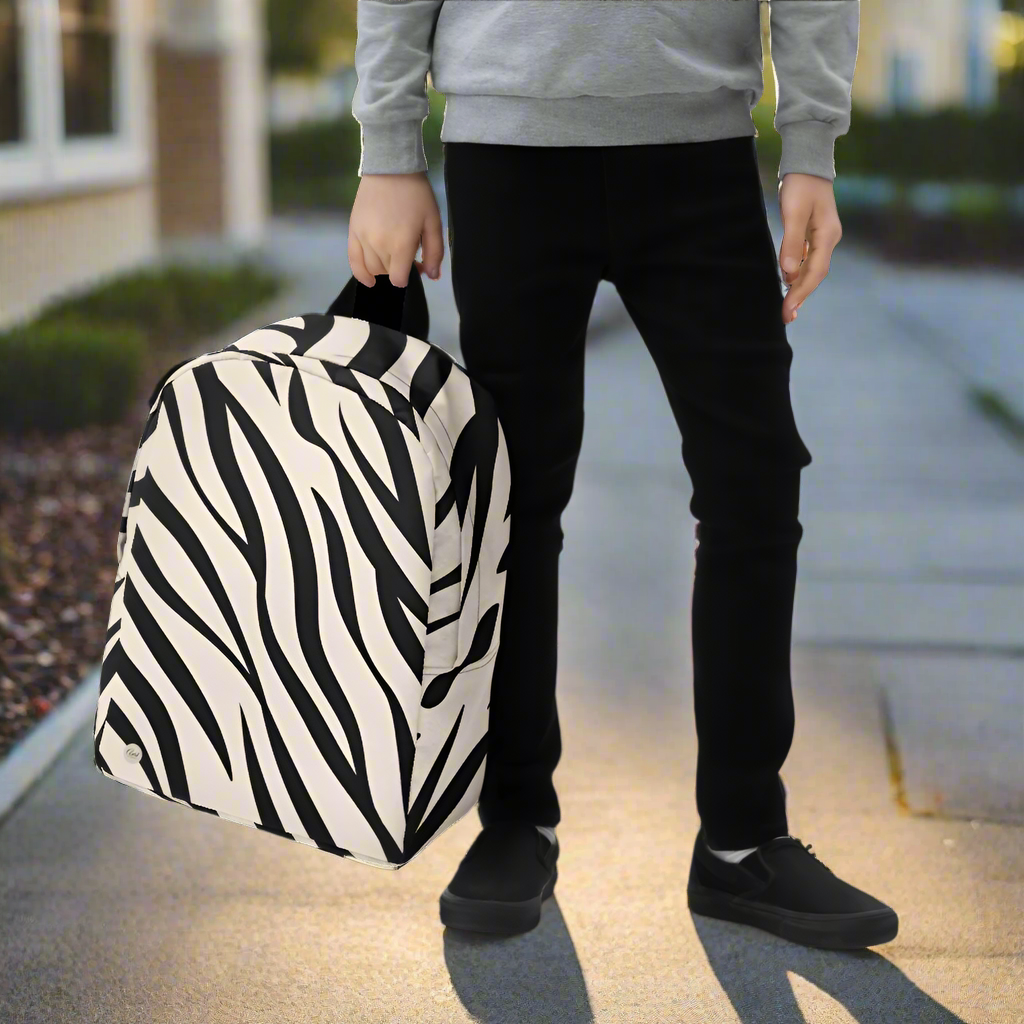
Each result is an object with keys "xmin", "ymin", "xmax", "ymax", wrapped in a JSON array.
[
  {"xmin": 692, "ymin": 911, "xmax": 967, "ymax": 1023},
  {"xmin": 436, "ymin": 902, "xmax": 968, "ymax": 1024},
  {"xmin": 443, "ymin": 900, "xmax": 594, "ymax": 1023}
]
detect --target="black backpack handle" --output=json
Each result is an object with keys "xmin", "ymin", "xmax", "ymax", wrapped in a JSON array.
[
  {"xmin": 326, "ymin": 263, "xmax": 430, "ymax": 341},
  {"xmin": 147, "ymin": 267, "xmax": 431, "ymax": 411}
]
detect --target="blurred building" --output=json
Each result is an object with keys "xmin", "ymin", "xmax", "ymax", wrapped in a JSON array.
[
  {"xmin": 0, "ymin": 0, "xmax": 269, "ymax": 332},
  {"xmin": 759, "ymin": 0, "xmax": 1002, "ymax": 114},
  {"xmin": 848, "ymin": 0, "xmax": 1002, "ymax": 111}
]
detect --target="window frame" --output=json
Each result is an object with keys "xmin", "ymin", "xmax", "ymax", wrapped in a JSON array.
[{"xmin": 0, "ymin": 0, "xmax": 149, "ymax": 204}]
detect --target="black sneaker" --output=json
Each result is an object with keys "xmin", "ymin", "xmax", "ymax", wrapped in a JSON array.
[
  {"xmin": 687, "ymin": 827, "xmax": 899, "ymax": 950},
  {"xmin": 439, "ymin": 821, "xmax": 559, "ymax": 936}
]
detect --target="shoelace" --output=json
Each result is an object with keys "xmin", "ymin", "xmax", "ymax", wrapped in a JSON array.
[{"xmin": 792, "ymin": 837, "xmax": 835, "ymax": 875}]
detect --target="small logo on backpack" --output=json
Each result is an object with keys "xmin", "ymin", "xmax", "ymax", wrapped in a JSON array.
[{"xmin": 124, "ymin": 744, "xmax": 143, "ymax": 763}]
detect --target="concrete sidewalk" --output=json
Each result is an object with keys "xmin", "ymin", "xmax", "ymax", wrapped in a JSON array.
[
  {"xmin": 759, "ymin": 198, "xmax": 1024, "ymax": 830},
  {"xmin": 2, "ymin": 653, "xmax": 1020, "ymax": 1024},
  {"xmin": 1, "ymin": 187, "xmax": 1022, "ymax": 1023},
  {"xmin": 763, "ymin": 197, "xmax": 1024, "ymax": 423}
]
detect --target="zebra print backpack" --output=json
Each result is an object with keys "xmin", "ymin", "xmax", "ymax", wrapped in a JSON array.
[{"xmin": 93, "ymin": 265, "xmax": 511, "ymax": 870}]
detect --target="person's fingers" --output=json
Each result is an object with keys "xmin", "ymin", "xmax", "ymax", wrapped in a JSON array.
[
  {"xmin": 364, "ymin": 242, "xmax": 390, "ymax": 285},
  {"xmin": 387, "ymin": 237, "xmax": 420, "ymax": 289},
  {"xmin": 364, "ymin": 244, "xmax": 388, "ymax": 279},
  {"xmin": 778, "ymin": 208, "xmax": 810, "ymax": 283},
  {"xmin": 781, "ymin": 239, "xmax": 834, "ymax": 317},
  {"xmin": 782, "ymin": 239, "xmax": 810, "ymax": 287},
  {"xmin": 349, "ymin": 234, "xmax": 391, "ymax": 287},
  {"xmin": 419, "ymin": 212, "xmax": 445, "ymax": 279},
  {"xmin": 347, "ymin": 235, "xmax": 375, "ymax": 288}
]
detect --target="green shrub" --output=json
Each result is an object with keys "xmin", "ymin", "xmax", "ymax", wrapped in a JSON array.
[
  {"xmin": 836, "ymin": 106, "xmax": 1023, "ymax": 185},
  {"xmin": 273, "ymin": 167, "xmax": 361, "ymax": 212},
  {"xmin": 753, "ymin": 103, "xmax": 1022, "ymax": 187},
  {"xmin": 270, "ymin": 113, "xmax": 360, "ymax": 185},
  {"xmin": 270, "ymin": 86, "xmax": 447, "ymax": 212},
  {"xmin": 37, "ymin": 259, "xmax": 282, "ymax": 351},
  {"xmin": 0, "ymin": 317, "xmax": 147, "ymax": 434},
  {"xmin": 946, "ymin": 183, "xmax": 1005, "ymax": 220},
  {"xmin": 269, "ymin": 108, "xmax": 363, "ymax": 213},
  {"xmin": 272, "ymin": 92, "xmax": 1021, "ymax": 209},
  {"xmin": 308, "ymin": 91, "xmax": 1019, "ymax": 182}
]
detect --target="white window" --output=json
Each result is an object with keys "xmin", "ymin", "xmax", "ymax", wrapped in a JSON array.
[
  {"xmin": 964, "ymin": 0, "xmax": 999, "ymax": 109},
  {"xmin": 0, "ymin": 0, "xmax": 148, "ymax": 203},
  {"xmin": 888, "ymin": 49, "xmax": 922, "ymax": 111}
]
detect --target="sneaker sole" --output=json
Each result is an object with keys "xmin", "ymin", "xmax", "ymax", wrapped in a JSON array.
[
  {"xmin": 687, "ymin": 881, "xmax": 899, "ymax": 950},
  {"xmin": 440, "ymin": 867, "xmax": 558, "ymax": 936}
]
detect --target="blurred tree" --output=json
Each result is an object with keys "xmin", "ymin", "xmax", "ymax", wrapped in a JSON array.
[
  {"xmin": 266, "ymin": 0, "xmax": 357, "ymax": 74},
  {"xmin": 999, "ymin": 0, "xmax": 1024, "ymax": 107}
]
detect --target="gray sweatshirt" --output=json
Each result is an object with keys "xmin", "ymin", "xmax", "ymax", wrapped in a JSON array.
[{"xmin": 353, "ymin": 0, "xmax": 860, "ymax": 183}]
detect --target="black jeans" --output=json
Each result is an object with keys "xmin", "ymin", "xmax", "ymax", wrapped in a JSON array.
[{"xmin": 442, "ymin": 136, "xmax": 813, "ymax": 850}]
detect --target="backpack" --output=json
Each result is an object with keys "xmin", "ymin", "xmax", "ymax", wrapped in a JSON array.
[{"xmin": 92, "ymin": 266, "xmax": 511, "ymax": 870}]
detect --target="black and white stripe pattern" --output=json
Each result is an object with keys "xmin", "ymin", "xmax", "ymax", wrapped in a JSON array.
[{"xmin": 94, "ymin": 313, "xmax": 511, "ymax": 870}]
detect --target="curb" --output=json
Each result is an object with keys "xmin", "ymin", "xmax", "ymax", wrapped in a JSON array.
[{"xmin": 0, "ymin": 665, "xmax": 99, "ymax": 827}]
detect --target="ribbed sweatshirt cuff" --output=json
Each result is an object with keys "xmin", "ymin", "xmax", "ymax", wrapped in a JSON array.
[
  {"xmin": 358, "ymin": 120, "xmax": 428, "ymax": 176},
  {"xmin": 777, "ymin": 120, "xmax": 839, "ymax": 182}
]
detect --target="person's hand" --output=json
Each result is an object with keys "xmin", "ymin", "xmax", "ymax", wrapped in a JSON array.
[
  {"xmin": 348, "ymin": 171, "xmax": 445, "ymax": 289},
  {"xmin": 777, "ymin": 172, "xmax": 843, "ymax": 325}
]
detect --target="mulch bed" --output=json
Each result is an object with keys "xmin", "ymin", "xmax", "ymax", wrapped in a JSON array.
[{"xmin": 0, "ymin": 348, "xmax": 179, "ymax": 762}]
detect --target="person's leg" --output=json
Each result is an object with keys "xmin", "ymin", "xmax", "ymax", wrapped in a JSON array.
[
  {"xmin": 605, "ymin": 136, "xmax": 813, "ymax": 850},
  {"xmin": 442, "ymin": 142, "xmax": 607, "ymax": 830}
]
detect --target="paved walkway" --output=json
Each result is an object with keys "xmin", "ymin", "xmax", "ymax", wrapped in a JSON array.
[{"xmin": 1, "ymin": 186, "xmax": 1022, "ymax": 1023}]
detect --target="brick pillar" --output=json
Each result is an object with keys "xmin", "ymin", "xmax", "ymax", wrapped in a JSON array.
[
  {"xmin": 152, "ymin": 44, "xmax": 226, "ymax": 238},
  {"xmin": 151, "ymin": 0, "xmax": 267, "ymax": 245}
]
